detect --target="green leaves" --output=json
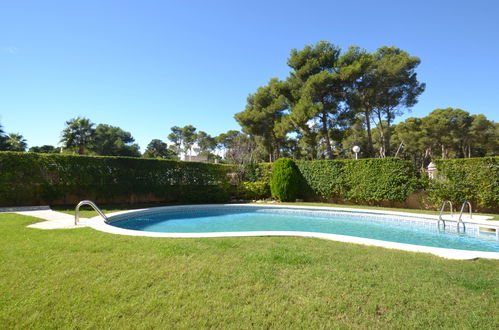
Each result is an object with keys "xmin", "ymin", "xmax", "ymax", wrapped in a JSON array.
[
  {"xmin": 143, "ymin": 139, "xmax": 177, "ymax": 159},
  {"xmin": 60, "ymin": 117, "xmax": 96, "ymax": 154},
  {"xmin": 428, "ymin": 157, "xmax": 499, "ymax": 212},
  {"xmin": 270, "ymin": 158, "xmax": 300, "ymax": 202},
  {"xmin": 0, "ymin": 152, "xmax": 232, "ymax": 206},
  {"xmin": 237, "ymin": 41, "xmax": 425, "ymax": 160},
  {"xmin": 92, "ymin": 124, "xmax": 141, "ymax": 157}
]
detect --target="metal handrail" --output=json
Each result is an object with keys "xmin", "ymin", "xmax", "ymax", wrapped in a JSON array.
[
  {"xmin": 438, "ymin": 200, "xmax": 453, "ymax": 228},
  {"xmin": 457, "ymin": 201, "xmax": 472, "ymax": 232},
  {"xmin": 75, "ymin": 200, "xmax": 108, "ymax": 225}
]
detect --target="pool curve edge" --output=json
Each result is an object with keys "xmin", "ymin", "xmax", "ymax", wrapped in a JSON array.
[{"xmin": 87, "ymin": 204, "xmax": 499, "ymax": 260}]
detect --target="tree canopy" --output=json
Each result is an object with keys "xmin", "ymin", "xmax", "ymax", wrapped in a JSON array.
[
  {"xmin": 60, "ymin": 117, "xmax": 96, "ymax": 155},
  {"xmin": 92, "ymin": 124, "xmax": 141, "ymax": 157},
  {"xmin": 236, "ymin": 41, "xmax": 425, "ymax": 161},
  {"xmin": 5, "ymin": 133, "xmax": 27, "ymax": 152},
  {"xmin": 143, "ymin": 139, "xmax": 177, "ymax": 159}
]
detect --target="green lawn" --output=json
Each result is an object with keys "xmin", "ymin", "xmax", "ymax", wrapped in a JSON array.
[{"xmin": 1, "ymin": 212, "xmax": 498, "ymax": 328}]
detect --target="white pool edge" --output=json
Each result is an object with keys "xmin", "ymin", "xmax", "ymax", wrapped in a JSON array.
[{"xmin": 87, "ymin": 204, "xmax": 499, "ymax": 260}]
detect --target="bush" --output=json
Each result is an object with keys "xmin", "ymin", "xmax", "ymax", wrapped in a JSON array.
[
  {"xmin": 0, "ymin": 151, "xmax": 231, "ymax": 206},
  {"xmin": 235, "ymin": 181, "xmax": 270, "ymax": 200},
  {"xmin": 296, "ymin": 158, "xmax": 417, "ymax": 204},
  {"xmin": 239, "ymin": 163, "xmax": 272, "ymax": 182},
  {"xmin": 270, "ymin": 158, "xmax": 300, "ymax": 202},
  {"xmin": 427, "ymin": 157, "xmax": 498, "ymax": 212},
  {"xmin": 342, "ymin": 158, "xmax": 417, "ymax": 203},
  {"xmin": 295, "ymin": 160, "xmax": 344, "ymax": 200}
]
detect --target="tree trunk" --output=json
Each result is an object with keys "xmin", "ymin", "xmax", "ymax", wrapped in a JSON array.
[
  {"xmin": 78, "ymin": 145, "xmax": 84, "ymax": 155},
  {"xmin": 321, "ymin": 112, "xmax": 333, "ymax": 159},
  {"xmin": 377, "ymin": 113, "xmax": 386, "ymax": 158},
  {"xmin": 385, "ymin": 111, "xmax": 392, "ymax": 156},
  {"xmin": 365, "ymin": 109, "xmax": 374, "ymax": 157}
]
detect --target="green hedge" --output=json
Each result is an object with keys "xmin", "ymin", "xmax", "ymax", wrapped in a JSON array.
[
  {"xmin": 427, "ymin": 157, "xmax": 498, "ymax": 212},
  {"xmin": 2, "ymin": 151, "xmax": 496, "ymax": 211},
  {"xmin": 241, "ymin": 158, "xmax": 416, "ymax": 204},
  {"xmin": 297, "ymin": 158, "xmax": 417, "ymax": 203},
  {"xmin": 295, "ymin": 160, "xmax": 344, "ymax": 200},
  {"xmin": 0, "ymin": 152, "xmax": 231, "ymax": 206}
]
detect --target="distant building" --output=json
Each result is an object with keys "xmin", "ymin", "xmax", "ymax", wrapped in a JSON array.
[{"xmin": 181, "ymin": 154, "xmax": 209, "ymax": 162}]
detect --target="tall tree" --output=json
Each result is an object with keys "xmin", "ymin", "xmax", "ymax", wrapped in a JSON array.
[
  {"xmin": 235, "ymin": 78, "xmax": 288, "ymax": 162},
  {"xmin": 92, "ymin": 124, "xmax": 141, "ymax": 157},
  {"xmin": 466, "ymin": 114, "xmax": 497, "ymax": 157},
  {"xmin": 342, "ymin": 47, "xmax": 377, "ymax": 157},
  {"xmin": 368, "ymin": 47, "xmax": 425, "ymax": 157},
  {"xmin": 143, "ymin": 139, "xmax": 177, "ymax": 159},
  {"xmin": 167, "ymin": 126, "xmax": 183, "ymax": 156},
  {"xmin": 422, "ymin": 108, "xmax": 471, "ymax": 159},
  {"xmin": 392, "ymin": 117, "xmax": 428, "ymax": 169},
  {"xmin": 285, "ymin": 41, "xmax": 349, "ymax": 159},
  {"xmin": 167, "ymin": 125, "xmax": 198, "ymax": 160},
  {"xmin": 340, "ymin": 114, "xmax": 370, "ymax": 159},
  {"xmin": 216, "ymin": 130, "xmax": 242, "ymax": 160},
  {"xmin": 223, "ymin": 133, "xmax": 257, "ymax": 164},
  {"xmin": 60, "ymin": 117, "xmax": 95, "ymax": 155},
  {"xmin": 196, "ymin": 131, "xmax": 218, "ymax": 154},
  {"xmin": 181, "ymin": 125, "xmax": 197, "ymax": 160},
  {"xmin": 6, "ymin": 133, "xmax": 27, "ymax": 152}
]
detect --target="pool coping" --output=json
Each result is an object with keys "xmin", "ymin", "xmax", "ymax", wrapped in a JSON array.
[{"xmin": 86, "ymin": 204, "xmax": 499, "ymax": 260}]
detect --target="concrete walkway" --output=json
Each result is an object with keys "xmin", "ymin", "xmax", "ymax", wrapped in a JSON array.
[{"xmin": 0, "ymin": 206, "xmax": 90, "ymax": 229}]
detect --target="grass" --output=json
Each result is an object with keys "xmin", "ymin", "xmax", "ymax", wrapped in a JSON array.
[
  {"xmin": 53, "ymin": 201, "xmax": 499, "ymax": 220},
  {"xmin": 1, "ymin": 212, "xmax": 498, "ymax": 328},
  {"xmin": 52, "ymin": 202, "xmax": 185, "ymax": 218}
]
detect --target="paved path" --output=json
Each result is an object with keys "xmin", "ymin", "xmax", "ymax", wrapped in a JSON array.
[{"xmin": 0, "ymin": 206, "xmax": 90, "ymax": 229}]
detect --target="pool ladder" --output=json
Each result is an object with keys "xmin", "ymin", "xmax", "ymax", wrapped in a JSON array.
[
  {"xmin": 75, "ymin": 200, "xmax": 108, "ymax": 225},
  {"xmin": 438, "ymin": 200, "xmax": 472, "ymax": 232}
]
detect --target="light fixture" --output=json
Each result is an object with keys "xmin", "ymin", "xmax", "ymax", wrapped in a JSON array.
[{"xmin": 352, "ymin": 145, "xmax": 360, "ymax": 159}]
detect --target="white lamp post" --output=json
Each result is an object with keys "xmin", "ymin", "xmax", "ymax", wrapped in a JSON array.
[{"xmin": 352, "ymin": 145, "xmax": 360, "ymax": 159}]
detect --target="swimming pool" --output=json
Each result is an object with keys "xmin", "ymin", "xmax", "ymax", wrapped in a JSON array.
[{"xmin": 92, "ymin": 204, "xmax": 499, "ymax": 259}]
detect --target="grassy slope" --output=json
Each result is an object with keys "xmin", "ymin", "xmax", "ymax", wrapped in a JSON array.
[{"xmin": 1, "ymin": 213, "xmax": 498, "ymax": 328}]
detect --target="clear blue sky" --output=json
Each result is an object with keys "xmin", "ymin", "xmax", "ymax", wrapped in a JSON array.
[{"xmin": 1, "ymin": 0, "xmax": 498, "ymax": 150}]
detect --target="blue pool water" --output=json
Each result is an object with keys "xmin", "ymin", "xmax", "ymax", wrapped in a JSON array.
[{"xmin": 110, "ymin": 207, "xmax": 499, "ymax": 252}]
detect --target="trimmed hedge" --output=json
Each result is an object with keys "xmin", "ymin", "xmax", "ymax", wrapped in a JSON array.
[
  {"xmin": 427, "ymin": 157, "xmax": 499, "ymax": 212},
  {"xmin": 238, "ymin": 158, "xmax": 417, "ymax": 204},
  {"xmin": 295, "ymin": 160, "xmax": 344, "ymax": 200},
  {"xmin": 297, "ymin": 158, "xmax": 417, "ymax": 203},
  {"xmin": 0, "ymin": 152, "xmax": 231, "ymax": 206},
  {"xmin": 2, "ymin": 151, "xmax": 496, "ymax": 211},
  {"xmin": 270, "ymin": 158, "xmax": 300, "ymax": 202}
]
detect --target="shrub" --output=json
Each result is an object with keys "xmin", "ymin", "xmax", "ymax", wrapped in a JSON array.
[
  {"xmin": 270, "ymin": 158, "xmax": 300, "ymax": 202},
  {"xmin": 427, "ymin": 157, "xmax": 498, "ymax": 212},
  {"xmin": 0, "ymin": 151, "xmax": 231, "ymax": 206},
  {"xmin": 295, "ymin": 160, "xmax": 344, "ymax": 200},
  {"xmin": 239, "ymin": 163, "xmax": 272, "ymax": 182},
  {"xmin": 235, "ymin": 181, "xmax": 270, "ymax": 200},
  {"xmin": 342, "ymin": 158, "xmax": 417, "ymax": 203}
]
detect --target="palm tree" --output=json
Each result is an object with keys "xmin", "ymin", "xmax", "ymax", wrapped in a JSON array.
[
  {"xmin": 6, "ymin": 133, "xmax": 28, "ymax": 152},
  {"xmin": 60, "ymin": 117, "xmax": 96, "ymax": 155}
]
